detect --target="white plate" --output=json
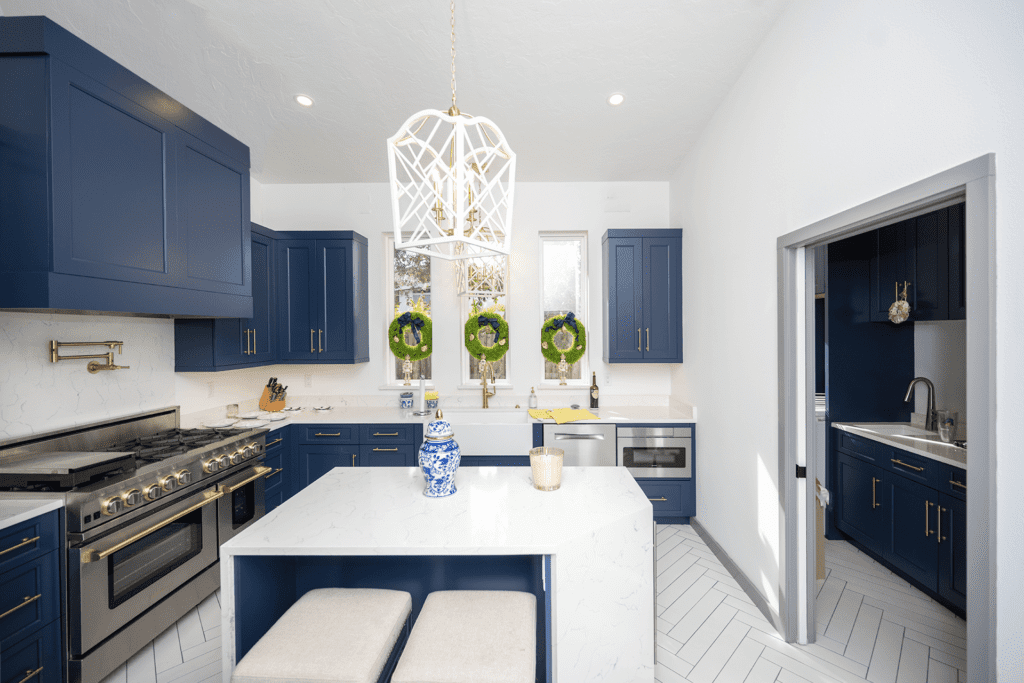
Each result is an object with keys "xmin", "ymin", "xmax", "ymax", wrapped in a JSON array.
[
  {"xmin": 202, "ymin": 419, "xmax": 237, "ymax": 429},
  {"xmin": 238, "ymin": 411, "xmax": 266, "ymax": 419},
  {"xmin": 266, "ymin": 413, "xmax": 288, "ymax": 421},
  {"xmin": 234, "ymin": 419, "xmax": 268, "ymax": 429},
  {"xmin": 314, "ymin": 406, "xmax": 332, "ymax": 412},
  {"xmin": 282, "ymin": 406, "xmax": 302, "ymax": 412}
]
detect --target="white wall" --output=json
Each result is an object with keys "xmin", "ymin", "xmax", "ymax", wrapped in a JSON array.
[
  {"xmin": 668, "ymin": 2, "xmax": 1023, "ymax": 676},
  {"xmin": 0, "ymin": 312, "xmax": 175, "ymax": 441},
  {"xmin": 914, "ymin": 321, "xmax": 967, "ymax": 437},
  {"xmin": 174, "ymin": 181, "xmax": 673, "ymax": 413}
]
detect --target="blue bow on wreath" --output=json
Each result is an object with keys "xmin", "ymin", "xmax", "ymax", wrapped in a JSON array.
[
  {"xmin": 545, "ymin": 311, "xmax": 579, "ymax": 336},
  {"xmin": 477, "ymin": 315, "xmax": 503, "ymax": 343},
  {"xmin": 397, "ymin": 312, "xmax": 425, "ymax": 343}
]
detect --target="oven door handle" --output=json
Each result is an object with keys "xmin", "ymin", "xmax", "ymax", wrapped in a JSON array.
[
  {"xmin": 219, "ymin": 466, "xmax": 273, "ymax": 494},
  {"xmin": 80, "ymin": 489, "xmax": 224, "ymax": 564}
]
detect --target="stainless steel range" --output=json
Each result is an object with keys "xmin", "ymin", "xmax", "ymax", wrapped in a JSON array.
[{"xmin": 0, "ymin": 407, "xmax": 270, "ymax": 683}]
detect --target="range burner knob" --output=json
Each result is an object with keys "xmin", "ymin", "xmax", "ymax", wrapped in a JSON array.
[
  {"xmin": 145, "ymin": 484, "xmax": 162, "ymax": 500},
  {"xmin": 176, "ymin": 469, "xmax": 192, "ymax": 485},
  {"xmin": 218, "ymin": 455, "xmax": 232, "ymax": 469},
  {"xmin": 102, "ymin": 496, "xmax": 124, "ymax": 516},
  {"xmin": 161, "ymin": 475, "xmax": 177, "ymax": 492},
  {"xmin": 203, "ymin": 458, "xmax": 220, "ymax": 474},
  {"xmin": 249, "ymin": 441, "xmax": 261, "ymax": 455},
  {"xmin": 123, "ymin": 489, "xmax": 142, "ymax": 507},
  {"xmin": 229, "ymin": 450, "xmax": 243, "ymax": 465}
]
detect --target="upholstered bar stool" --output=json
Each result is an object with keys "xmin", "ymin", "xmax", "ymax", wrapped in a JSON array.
[
  {"xmin": 392, "ymin": 590, "xmax": 536, "ymax": 683},
  {"xmin": 232, "ymin": 588, "xmax": 412, "ymax": 683}
]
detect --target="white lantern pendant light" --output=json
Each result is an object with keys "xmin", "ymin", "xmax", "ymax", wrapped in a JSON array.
[
  {"xmin": 387, "ymin": 0, "xmax": 516, "ymax": 261},
  {"xmin": 455, "ymin": 253, "xmax": 508, "ymax": 297}
]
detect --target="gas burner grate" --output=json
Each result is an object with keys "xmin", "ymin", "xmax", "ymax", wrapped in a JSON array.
[{"xmin": 103, "ymin": 428, "xmax": 246, "ymax": 461}]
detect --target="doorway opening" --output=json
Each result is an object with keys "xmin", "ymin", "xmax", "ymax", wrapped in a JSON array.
[{"xmin": 776, "ymin": 155, "xmax": 995, "ymax": 681}]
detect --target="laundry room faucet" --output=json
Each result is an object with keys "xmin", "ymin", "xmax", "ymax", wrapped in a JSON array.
[{"xmin": 903, "ymin": 377, "xmax": 937, "ymax": 431}]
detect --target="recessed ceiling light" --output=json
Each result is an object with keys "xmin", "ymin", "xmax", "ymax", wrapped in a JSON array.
[
  {"xmin": 295, "ymin": 95, "xmax": 314, "ymax": 107},
  {"xmin": 607, "ymin": 93, "xmax": 625, "ymax": 106}
]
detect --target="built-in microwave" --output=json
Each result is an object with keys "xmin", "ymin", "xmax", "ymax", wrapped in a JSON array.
[{"xmin": 617, "ymin": 427, "xmax": 692, "ymax": 478}]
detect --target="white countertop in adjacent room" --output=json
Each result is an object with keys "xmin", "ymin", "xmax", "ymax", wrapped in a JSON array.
[
  {"xmin": 832, "ymin": 422, "xmax": 967, "ymax": 470},
  {"xmin": 0, "ymin": 498, "xmax": 63, "ymax": 532}
]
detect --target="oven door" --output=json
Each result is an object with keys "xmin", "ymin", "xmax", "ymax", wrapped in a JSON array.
[
  {"xmin": 68, "ymin": 487, "xmax": 221, "ymax": 655},
  {"xmin": 216, "ymin": 464, "xmax": 270, "ymax": 545}
]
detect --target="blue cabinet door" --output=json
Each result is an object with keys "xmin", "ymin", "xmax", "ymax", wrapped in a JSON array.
[
  {"xmin": 911, "ymin": 207, "xmax": 949, "ymax": 321},
  {"xmin": 358, "ymin": 444, "xmax": 415, "ymax": 467},
  {"xmin": 642, "ymin": 237, "xmax": 683, "ymax": 362},
  {"xmin": 297, "ymin": 445, "xmax": 355, "ymax": 490},
  {"xmin": 317, "ymin": 239, "xmax": 369, "ymax": 363},
  {"xmin": 885, "ymin": 473, "xmax": 939, "ymax": 590},
  {"xmin": 947, "ymin": 203, "xmax": 966, "ymax": 320},
  {"xmin": 836, "ymin": 453, "xmax": 889, "ymax": 553},
  {"xmin": 604, "ymin": 237, "xmax": 644, "ymax": 361},
  {"xmin": 938, "ymin": 493, "xmax": 966, "ymax": 612},
  {"xmin": 49, "ymin": 59, "xmax": 179, "ymax": 289},
  {"xmin": 869, "ymin": 218, "xmax": 915, "ymax": 322},
  {"xmin": 277, "ymin": 240, "xmax": 318, "ymax": 361},
  {"xmin": 247, "ymin": 229, "xmax": 276, "ymax": 363}
]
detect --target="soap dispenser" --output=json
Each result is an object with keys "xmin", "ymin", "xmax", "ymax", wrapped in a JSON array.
[{"xmin": 528, "ymin": 387, "xmax": 538, "ymax": 409}]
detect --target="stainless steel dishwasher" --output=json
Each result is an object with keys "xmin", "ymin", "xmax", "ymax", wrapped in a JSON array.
[{"xmin": 543, "ymin": 423, "xmax": 617, "ymax": 466}]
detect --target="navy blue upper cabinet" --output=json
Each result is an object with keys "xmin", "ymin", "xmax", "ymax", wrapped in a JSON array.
[
  {"xmin": 174, "ymin": 225, "xmax": 276, "ymax": 371},
  {"xmin": 277, "ymin": 233, "xmax": 369, "ymax": 364},
  {"xmin": 869, "ymin": 203, "xmax": 964, "ymax": 322},
  {"xmin": 603, "ymin": 230, "xmax": 682, "ymax": 363},
  {"xmin": 0, "ymin": 16, "xmax": 251, "ymax": 317}
]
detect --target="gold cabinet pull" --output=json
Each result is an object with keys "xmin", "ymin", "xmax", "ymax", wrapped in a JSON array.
[
  {"xmin": 648, "ymin": 497, "xmax": 668, "ymax": 502},
  {"xmin": 319, "ymin": 329, "xmax": 323, "ymax": 353},
  {"xmin": 0, "ymin": 594, "xmax": 41, "ymax": 621},
  {"xmin": 637, "ymin": 328, "xmax": 641, "ymax": 352},
  {"xmin": 871, "ymin": 477, "xmax": 880, "ymax": 509},
  {"xmin": 373, "ymin": 447, "xmax": 399, "ymax": 452},
  {"xmin": 266, "ymin": 438, "xmax": 284, "ymax": 447},
  {"xmin": 925, "ymin": 500, "xmax": 935, "ymax": 537},
  {"xmin": 311, "ymin": 329, "xmax": 315, "ymax": 353},
  {"xmin": 221, "ymin": 466, "xmax": 272, "ymax": 493},
  {"xmin": 244, "ymin": 329, "xmax": 250, "ymax": 355},
  {"xmin": 950, "ymin": 479, "xmax": 967, "ymax": 490},
  {"xmin": 265, "ymin": 468, "xmax": 283, "ymax": 479},
  {"xmin": 252, "ymin": 329, "xmax": 256, "ymax": 353},
  {"xmin": 352, "ymin": 453, "xmax": 357, "ymax": 467},
  {"xmin": 646, "ymin": 328, "xmax": 650, "ymax": 352},
  {"xmin": 18, "ymin": 667, "xmax": 43, "ymax": 683},
  {"xmin": 0, "ymin": 535, "xmax": 40, "ymax": 557},
  {"xmin": 81, "ymin": 490, "xmax": 224, "ymax": 563},
  {"xmin": 892, "ymin": 458, "xmax": 925, "ymax": 472},
  {"xmin": 938, "ymin": 505, "xmax": 946, "ymax": 542},
  {"xmin": 373, "ymin": 432, "xmax": 400, "ymax": 437},
  {"xmin": 315, "ymin": 432, "xmax": 341, "ymax": 437}
]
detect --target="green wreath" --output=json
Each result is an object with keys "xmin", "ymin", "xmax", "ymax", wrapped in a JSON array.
[
  {"xmin": 388, "ymin": 311, "xmax": 433, "ymax": 361},
  {"xmin": 465, "ymin": 311, "xmax": 510, "ymax": 362},
  {"xmin": 541, "ymin": 312, "xmax": 586, "ymax": 365}
]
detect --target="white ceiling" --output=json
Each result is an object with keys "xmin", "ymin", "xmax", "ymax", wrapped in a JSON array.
[{"xmin": 0, "ymin": 0, "xmax": 792, "ymax": 183}]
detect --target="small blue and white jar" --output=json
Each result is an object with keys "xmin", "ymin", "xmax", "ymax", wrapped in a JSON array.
[
  {"xmin": 418, "ymin": 411, "xmax": 461, "ymax": 497},
  {"xmin": 399, "ymin": 392, "xmax": 414, "ymax": 409}
]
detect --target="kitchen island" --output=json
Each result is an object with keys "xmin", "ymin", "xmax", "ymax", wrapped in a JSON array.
[{"xmin": 220, "ymin": 466, "xmax": 654, "ymax": 682}]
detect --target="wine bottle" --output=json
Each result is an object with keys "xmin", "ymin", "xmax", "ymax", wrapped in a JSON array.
[{"xmin": 590, "ymin": 372, "xmax": 599, "ymax": 409}]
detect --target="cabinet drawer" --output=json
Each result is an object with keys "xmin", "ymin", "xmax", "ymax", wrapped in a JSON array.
[
  {"xmin": 0, "ymin": 511, "xmax": 59, "ymax": 576},
  {"xmin": 636, "ymin": 480, "xmax": 685, "ymax": 515},
  {"xmin": 0, "ymin": 617, "xmax": 61, "ymax": 683},
  {"xmin": 262, "ymin": 450, "xmax": 286, "ymax": 488},
  {"xmin": 360, "ymin": 424, "xmax": 417, "ymax": 445},
  {"xmin": 836, "ymin": 431, "xmax": 879, "ymax": 463},
  {"xmin": 299, "ymin": 425, "xmax": 359, "ymax": 444},
  {"xmin": 358, "ymin": 444, "xmax": 416, "ymax": 467},
  {"xmin": 883, "ymin": 447, "xmax": 939, "ymax": 487},
  {"xmin": 0, "ymin": 550, "xmax": 60, "ymax": 650},
  {"xmin": 939, "ymin": 463, "xmax": 967, "ymax": 501},
  {"xmin": 264, "ymin": 430, "xmax": 288, "ymax": 453}
]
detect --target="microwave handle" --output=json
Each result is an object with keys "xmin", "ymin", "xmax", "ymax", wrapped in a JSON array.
[{"xmin": 79, "ymin": 489, "xmax": 223, "ymax": 564}]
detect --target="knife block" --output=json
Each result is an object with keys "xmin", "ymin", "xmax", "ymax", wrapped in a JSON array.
[{"xmin": 258, "ymin": 387, "xmax": 285, "ymax": 412}]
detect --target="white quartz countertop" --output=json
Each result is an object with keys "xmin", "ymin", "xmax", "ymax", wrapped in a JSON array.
[
  {"xmin": 0, "ymin": 498, "xmax": 63, "ymax": 532},
  {"xmin": 832, "ymin": 422, "xmax": 967, "ymax": 470},
  {"xmin": 185, "ymin": 405, "xmax": 695, "ymax": 432},
  {"xmin": 221, "ymin": 466, "xmax": 651, "ymax": 556}
]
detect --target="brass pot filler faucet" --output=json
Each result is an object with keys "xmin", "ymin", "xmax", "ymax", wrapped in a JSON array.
[{"xmin": 50, "ymin": 340, "xmax": 130, "ymax": 373}]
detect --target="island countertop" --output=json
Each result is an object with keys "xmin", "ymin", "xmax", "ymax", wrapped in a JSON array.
[{"xmin": 220, "ymin": 467, "xmax": 655, "ymax": 682}]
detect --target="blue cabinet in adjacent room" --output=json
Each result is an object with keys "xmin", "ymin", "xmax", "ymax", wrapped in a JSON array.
[
  {"xmin": 836, "ymin": 453, "xmax": 890, "ymax": 552},
  {"xmin": 885, "ymin": 472, "xmax": 939, "ymax": 591},
  {"xmin": 603, "ymin": 230, "xmax": 682, "ymax": 363},
  {"xmin": 277, "ymin": 233, "xmax": 369, "ymax": 364},
  {"xmin": 0, "ymin": 16, "xmax": 252, "ymax": 318}
]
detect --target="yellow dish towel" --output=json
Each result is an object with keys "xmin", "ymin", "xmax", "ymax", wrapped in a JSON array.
[
  {"xmin": 549, "ymin": 408, "xmax": 599, "ymax": 424},
  {"xmin": 528, "ymin": 409, "xmax": 553, "ymax": 420}
]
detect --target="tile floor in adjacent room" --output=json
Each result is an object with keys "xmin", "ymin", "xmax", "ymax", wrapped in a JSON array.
[
  {"xmin": 99, "ymin": 524, "xmax": 966, "ymax": 683},
  {"xmin": 654, "ymin": 524, "xmax": 966, "ymax": 683}
]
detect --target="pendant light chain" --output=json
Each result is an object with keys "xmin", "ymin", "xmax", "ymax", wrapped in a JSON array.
[{"xmin": 450, "ymin": 0, "xmax": 458, "ymax": 112}]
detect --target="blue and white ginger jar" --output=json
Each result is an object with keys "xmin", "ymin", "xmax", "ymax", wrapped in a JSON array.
[{"xmin": 418, "ymin": 411, "xmax": 461, "ymax": 497}]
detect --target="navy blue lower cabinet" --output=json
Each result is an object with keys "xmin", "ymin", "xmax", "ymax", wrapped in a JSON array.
[
  {"xmin": 0, "ymin": 617, "xmax": 61, "ymax": 683},
  {"xmin": 885, "ymin": 473, "xmax": 939, "ymax": 591},
  {"xmin": 297, "ymin": 445, "xmax": 356, "ymax": 489},
  {"xmin": 359, "ymin": 444, "xmax": 415, "ymax": 467},
  {"xmin": 636, "ymin": 478, "xmax": 694, "ymax": 523},
  {"xmin": 0, "ymin": 552, "xmax": 60, "ymax": 652},
  {"xmin": 938, "ymin": 493, "xmax": 967, "ymax": 613},
  {"xmin": 836, "ymin": 453, "xmax": 889, "ymax": 553},
  {"xmin": 459, "ymin": 456, "xmax": 531, "ymax": 467}
]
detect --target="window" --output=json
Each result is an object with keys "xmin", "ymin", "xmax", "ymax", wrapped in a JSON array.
[
  {"xmin": 463, "ymin": 292, "xmax": 509, "ymax": 384},
  {"xmin": 539, "ymin": 233, "xmax": 588, "ymax": 384},
  {"xmin": 386, "ymin": 235, "xmax": 431, "ymax": 383}
]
